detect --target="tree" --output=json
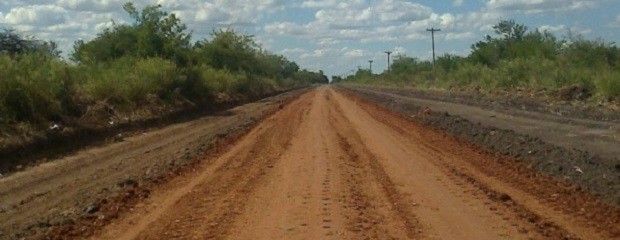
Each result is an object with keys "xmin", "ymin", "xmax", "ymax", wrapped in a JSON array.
[
  {"xmin": 493, "ymin": 20, "xmax": 527, "ymax": 41},
  {"xmin": 470, "ymin": 20, "xmax": 559, "ymax": 67},
  {"xmin": 72, "ymin": 2, "xmax": 191, "ymax": 64},
  {"xmin": 195, "ymin": 29, "xmax": 260, "ymax": 73},
  {"xmin": 436, "ymin": 54, "xmax": 463, "ymax": 72},
  {"xmin": 0, "ymin": 28, "xmax": 61, "ymax": 57},
  {"xmin": 331, "ymin": 76, "xmax": 343, "ymax": 83},
  {"xmin": 390, "ymin": 55, "xmax": 432, "ymax": 75}
]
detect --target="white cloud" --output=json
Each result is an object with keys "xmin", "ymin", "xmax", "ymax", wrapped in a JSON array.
[
  {"xmin": 2, "ymin": 5, "xmax": 67, "ymax": 25},
  {"xmin": 376, "ymin": 0, "xmax": 432, "ymax": 23},
  {"xmin": 452, "ymin": 11, "xmax": 502, "ymax": 32},
  {"xmin": 266, "ymin": 0, "xmax": 440, "ymax": 44},
  {"xmin": 444, "ymin": 32, "xmax": 476, "ymax": 41},
  {"xmin": 192, "ymin": 3, "xmax": 230, "ymax": 23},
  {"xmin": 300, "ymin": 0, "xmax": 343, "ymax": 9},
  {"xmin": 94, "ymin": 21, "xmax": 114, "ymax": 32},
  {"xmin": 538, "ymin": 24, "xmax": 567, "ymax": 33},
  {"xmin": 301, "ymin": 49, "xmax": 327, "ymax": 58},
  {"xmin": 317, "ymin": 37, "xmax": 340, "ymax": 46},
  {"xmin": 343, "ymin": 48, "xmax": 367, "ymax": 58},
  {"xmin": 279, "ymin": 48, "xmax": 305, "ymax": 55},
  {"xmin": 57, "ymin": 0, "xmax": 125, "ymax": 12},
  {"xmin": 486, "ymin": 0, "xmax": 596, "ymax": 14},
  {"xmin": 315, "ymin": 7, "xmax": 372, "ymax": 29},
  {"xmin": 264, "ymin": 22, "xmax": 308, "ymax": 36},
  {"xmin": 393, "ymin": 46, "xmax": 407, "ymax": 55},
  {"xmin": 453, "ymin": 0, "xmax": 464, "ymax": 7}
]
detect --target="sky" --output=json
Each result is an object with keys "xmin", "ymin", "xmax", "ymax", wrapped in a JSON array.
[{"xmin": 1, "ymin": 0, "xmax": 619, "ymax": 77}]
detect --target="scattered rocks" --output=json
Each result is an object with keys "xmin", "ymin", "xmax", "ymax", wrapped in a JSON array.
[
  {"xmin": 35, "ymin": 221, "xmax": 52, "ymax": 228},
  {"xmin": 559, "ymin": 85, "xmax": 592, "ymax": 101},
  {"xmin": 85, "ymin": 204, "xmax": 100, "ymax": 214},
  {"xmin": 574, "ymin": 166, "xmax": 584, "ymax": 174},
  {"xmin": 113, "ymin": 133, "xmax": 124, "ymax": 142},
  {"xmin": 49, "ymin": 123, "xmax": 61, "ymax": 131},
  {"xmin": 118, "ymin": 178, "xmax": 138, "ymax": 188},
  {"xmin": 60, "ymin": 209, "xmax": 76, "ymax": 217},
  {"xmin": 61, "ymin": 218, "xmax": 75, "ymax": 226},
  {"xmin": 499, "ymin": 193, "xmax": 512, "ymax": 202}
]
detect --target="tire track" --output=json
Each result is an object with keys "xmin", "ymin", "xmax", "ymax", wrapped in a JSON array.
[
  {"xmin": 326, "ymin": 90, "xmax": 422, "ymax": 239},
  {"xmin": 337, "ymin": 88, "xmax": 618, "ymax": 239},
  {"xmin": 86, "ymin": 86, "xmax": 616, "ymax": 240},
  {"xmin": 95, "ymin": 91, "xmax": 315, "ymax": 239}
]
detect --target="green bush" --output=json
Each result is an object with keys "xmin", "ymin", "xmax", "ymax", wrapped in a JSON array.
[
  {"xmin": 0, "ymin": 54, "xmax": 70, "ymax": 122},
  {"xmin": 596, "ymin": 70, "xmax": 620, "ymax": 98},
  {"xmin": 0, "ymin": 2, "xmax": 323, "ymax": 127},
  {"xmin": 340, "ymin": 19, "xmax": 620, "ymax": 100}
]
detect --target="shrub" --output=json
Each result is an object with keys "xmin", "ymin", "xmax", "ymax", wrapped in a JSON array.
[{"xmin": 0, "ymin": 53, "xmax": 70, "ymax": 122}]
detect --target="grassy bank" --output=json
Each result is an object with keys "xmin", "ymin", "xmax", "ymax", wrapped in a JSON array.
[
  {"xmin": 0, "ymin": 3, "xmax": 327, "ymax": 161},
  {"xmin": 335, "ymin": 20, "xmax": 620, "ymax": 101},
  {"xmin": 0, "ymin": 54, "xmax": 298, "ymax": 125}
]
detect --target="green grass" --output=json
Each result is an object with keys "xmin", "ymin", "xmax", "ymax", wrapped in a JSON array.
[
  {"xmin": 0, "ymin": 54, "xmax": 300, "ymax": 126},
  {"xmin": 344, "ymin": 58, "xmax": 620, "ymax": 100},
  {"xmin": 0, "ymin": 54, "xmax": 69, "ymax": 122}
]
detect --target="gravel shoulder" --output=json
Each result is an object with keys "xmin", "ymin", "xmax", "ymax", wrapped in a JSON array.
[{"xmin": 337, "ymin": 84, "xmax": 619, "ymax": 206}]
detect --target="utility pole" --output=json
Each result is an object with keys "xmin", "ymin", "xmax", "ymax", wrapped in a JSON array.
[
  {"xmin": 384, "ymin": 51, "xmax": 392, "ymax": 73},
  {"xmin": 426, "ymin": 28, "xmax": 441, "ymax": 67},
  {"xmin": 368, "ymin": 60, "xmax": 373, "ymax": 72}
]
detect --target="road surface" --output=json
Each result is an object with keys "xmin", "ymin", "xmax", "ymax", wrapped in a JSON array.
[{"xmin": 90, "ymin": 86, "xmax": 615, "ymax": 240}]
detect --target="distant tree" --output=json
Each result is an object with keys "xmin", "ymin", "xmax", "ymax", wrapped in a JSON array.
[
  {"xmin": 331, "ymin": 76, "xmax": 343, "ymax": 83},
  {"xmin": 435, "ymin": 54, "xmax": 463, "ymax": 72},
  {"xmin": 194, "ymin": 29, "xmax": 316, "ymax": 82},
  {"xmin": 390, "ymin": 55, "xmax": 432, "ymax": 75},
  {"xmin": 493, "ymin": 20, "xmax": 527, "ymax": 41},
  {"xmin": 292, "ymin": 69, "xmax": 328, "ymax": 84},
  {"xmin": 470, "ymin": 19, "xmax": 560, "ymax": 67},
  {"xmin": 0, "ymin": 28, "xmax": 61, "ymax": 57},
  {"xmin": 561, "ymin": 35, "xmax": 620, "ymax": 68}
]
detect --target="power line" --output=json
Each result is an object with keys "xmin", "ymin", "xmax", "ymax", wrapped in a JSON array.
[
  {"xmin": 426, "ymin": 27, "xmax": 441, "ymax": 67},
  {"xmin": 384, "ymin": 51, "xmax": 392, "ymax": 73}
]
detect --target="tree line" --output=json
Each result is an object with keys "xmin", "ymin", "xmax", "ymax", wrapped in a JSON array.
[
  {"xmin": 335, "ymin": 20, "xmax": 620, "ymax": 100},
  {"xmin": 0, "ymin": 2, "xmax": 327, "ymax": 124}
]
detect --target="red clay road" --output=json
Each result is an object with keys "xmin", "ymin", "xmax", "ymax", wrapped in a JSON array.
[{"xmin": 87, "ymin": 86, "xmax": 617, "ymax": 239}]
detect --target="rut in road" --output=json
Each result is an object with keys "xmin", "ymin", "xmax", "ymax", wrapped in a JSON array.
[{"xmin": 93, "ymin": 86, "xmax": 614, "ymax": 240}]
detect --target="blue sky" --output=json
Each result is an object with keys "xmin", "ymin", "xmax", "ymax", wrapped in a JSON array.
[{"xmin": 1, "ymin": 0, "xmax": 619, "ymax": 77}]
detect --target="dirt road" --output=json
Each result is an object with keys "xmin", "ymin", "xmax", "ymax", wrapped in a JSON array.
[
  {"xmin": 0, "ymin": 89, "xmax": 308, "ymax": 239},
  {"xmin": 89, "ymin": 86, "xmax": 617, "ymax": 240}
]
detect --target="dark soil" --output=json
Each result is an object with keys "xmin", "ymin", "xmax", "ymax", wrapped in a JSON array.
[
  {"xmin": 0, "ymin": 86, "xmax": 308, "ymax": 175},
  {"xmin": 354, "ymin": 85, "xmax": 620, "ymax": 123},
  {"xmin": 336, "ymin": 85, "xmax": 619, "ymax": 207}
]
